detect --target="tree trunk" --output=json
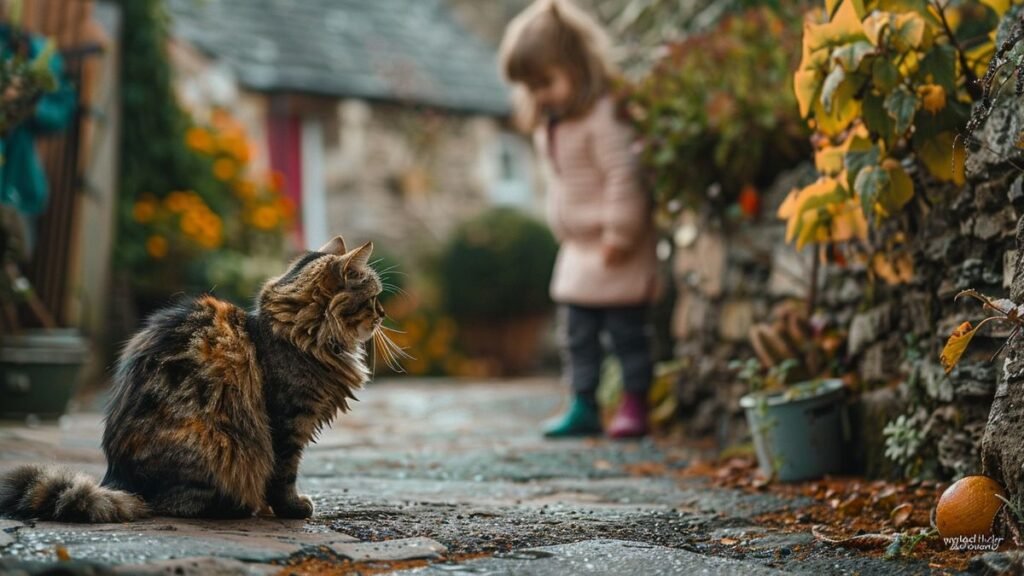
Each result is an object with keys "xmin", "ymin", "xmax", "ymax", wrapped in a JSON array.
[{"xmin": 981, "ymin": 216, "xmax": 1024, "ymax": 512}]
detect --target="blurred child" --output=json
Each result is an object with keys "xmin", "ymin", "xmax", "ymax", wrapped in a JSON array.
[{"xmin": 499, "ymin": 0, "xmax": 658, "ymax": 439}]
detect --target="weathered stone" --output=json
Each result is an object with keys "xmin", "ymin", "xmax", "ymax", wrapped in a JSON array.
[
  {"xmin": 767, "ymin": 245, "xmax": 812, "ymax": 298},
  {"xmin": 674, "ymin": 227, "xmax": 727, "ymax": 299},
  {"xmin": 0, "ymin": 531, "xmax": 13, "ymax": 547},
  {"xmin": 395, "ymin": 539, "xmax": 788, "ymax": 576},
  {"xmin": 965, "ymin": 100, "xmax": 1024, "ymax": 177},
  {"xmin": 950, "ymin": 363, "xmax": 999, "ymax": 398},
  {"xmin": 329, "ymin": 536, "xmax": 447, "ymax": 561},
  {"xmin": 719, "ymin": 300, "xmax": 756, "ymax": 343},
  {"xmin": 901, "ymin": 293, "xmax": 933, "ymax": 335},
  {"xmin": 115, "ymin": 557, "xmax": 278, "ymax": 576},
  {"xmin": 1010, "ymin": 174, "xmax": 1024, "ymax": 203},
  {"xmin": 859, "ymin": 338, "xmax": 903, "ymax": 384},
  {"xmin": 847, "ymin": 386, "xmax": 906, "ymax": 478},
  {"xmin": 848, "ymin": 305, "xmax": 892, "ymax": 356},
  {"xmin": 973, "ymin": 206, "xmax": 1017, "ymax": 240},
  {"xmin": 0, "ymin": 559, "xmax": 116, "ymax": 575},
  {"xmin": 968, "ymin": 550, "xmax": 1024, "ymax": 574},
  {"xmin": 1005, "ymin": 250, "xmax": 1018, "ymax": 288},
  {"xmin": 672, "ymin": 291, "xmax": 712, "ymax": 340}
]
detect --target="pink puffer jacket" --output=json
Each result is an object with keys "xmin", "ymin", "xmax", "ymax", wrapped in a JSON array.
[{"xmin": 534, "ymin": 95, "xmax": 659, "ymax": 307}]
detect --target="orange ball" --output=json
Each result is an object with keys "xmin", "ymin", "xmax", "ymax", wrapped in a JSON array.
[{"xmin": 936, "ymin": 476, "xmax": 1007, "ymax": 539}]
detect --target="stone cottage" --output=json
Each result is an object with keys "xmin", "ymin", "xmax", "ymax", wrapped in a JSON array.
[{"xmin": 164, "ymin": 0, "xmax": 540, "ymax": 254}]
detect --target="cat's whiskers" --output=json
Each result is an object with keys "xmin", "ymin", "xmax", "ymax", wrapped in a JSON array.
[{"xmin": 372, "ymin": 331, "xmax": 404, "ymax": 373}]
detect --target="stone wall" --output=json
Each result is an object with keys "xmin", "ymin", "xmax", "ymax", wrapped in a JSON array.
[{"xmin": 671, "ymin": 153, "xmax": 1021, "ymax": 479}]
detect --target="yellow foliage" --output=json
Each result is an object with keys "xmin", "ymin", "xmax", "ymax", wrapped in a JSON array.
[
  {"xmin": 917, "ymin": 132, "xmax": 965, "ymax": 185},
  {"xmin": 940, "ymin": 321, "xmax": 979, "ymax": 373}
]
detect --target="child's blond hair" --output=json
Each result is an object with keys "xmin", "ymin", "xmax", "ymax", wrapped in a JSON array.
[{"xmin": 498, "ymin": 0, "xmax": 619, "ymax": 131}]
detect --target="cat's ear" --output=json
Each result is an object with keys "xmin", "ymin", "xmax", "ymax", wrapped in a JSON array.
[
  {"xmin": 318, "ymin": 235, "xmax": 348, "ymax": 255},
  {"xmin": 341, "ymin": 241, "xmax": 374, "ymax": 278}
]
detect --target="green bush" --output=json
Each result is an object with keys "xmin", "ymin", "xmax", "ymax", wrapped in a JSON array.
[
  {"xmin": 440, "ymin": 208, "xmax": 557, "ymax": 321},
  {"xmin": 624, "ymin": 5, "xmax": 811, "ymax": 215}
]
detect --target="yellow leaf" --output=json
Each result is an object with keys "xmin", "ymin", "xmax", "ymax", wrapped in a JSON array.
[
  {"xmin": 876, "ymin": 160, "xmax": 914, "ymax": 217},
  {"xmin": 794, "ymin": 69, "xmax": 823, "ymax": 118},
  {"xmin": 779, "ymin": 177, "xmax": 844, "ymax": 246},
  {"xmin": 829, "ymin": 200, "xmax": 869, "ymax": 243},
  {"xmin": 805, "ymin": 1, "xmax": 868, "ymax": 52},
  {"xmin": 917, "ymin": 83, "xmax": 946, "ymax": 114},
  {"xmin": 813, "ymin": 76, "xmax": 862, "ymax": 136},
  {"xmin": 871, "ymin": 252, "xmax": 914, "ymax": 284},
  {"xmin": 981, "ymin": 0, "xmax": 1011, "ymax": 17},
  {"xmin": 940, "ymin": 321, "xmax": 979, "ymax": 373},
  {"xmin": 918, "ymin": 132, "xmax": 965, "ymax": 185},
  {"xmin": 966, "ymin": 41, "xmax": 995, "ymax": 78},
  {"xmin": 831, "ymin": 0, "xmax": 869, "ymax": 40},
  {"xmin": 862, "ymin": 12, "xmax": 890, "ymax": 46},
  {"xmin": 893, "ymin": 13, "xmax": 926, "ymax": 51},
  {"xmin": 816, "ymin": 145, "xmax": 846, "ymax": 175}
]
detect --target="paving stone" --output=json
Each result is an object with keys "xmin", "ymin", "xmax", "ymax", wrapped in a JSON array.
[
  {"xmin": 114, "ymin": 557, "xmax": 279, "ymax": 575},
  {"xmin": 0, "ymin": 519, "xmax": 24, "ymax": 531},
  {"xmin": 0, "ymin": 530, "xmax": 14, "ymax": 547},
  {"xmin": 329, "ymin": 536, "xmax": 447, "ymax": 561},
  {"xmin": 393, "ymin": 539, "xmax": 786, "ymax": 575}
]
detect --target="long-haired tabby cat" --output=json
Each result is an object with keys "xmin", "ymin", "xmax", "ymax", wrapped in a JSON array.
[{"xmin": 0, "ymin": 236, "xmax": 401, "ymax": 522}]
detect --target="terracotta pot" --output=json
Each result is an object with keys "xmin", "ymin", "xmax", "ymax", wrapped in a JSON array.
[{"xmin": 458, "ymin": 314, "xmax": 550, "ymax": 376}]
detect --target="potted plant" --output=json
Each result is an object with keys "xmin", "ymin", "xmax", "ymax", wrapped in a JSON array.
[
  {"xmin": 0, "ymin": 207, "xmax": 91, "ymax": 419},
  {"xmin": 733, "ymin": 300, "xmax": 849, "ymax": 481},
  {"xmin": 439, "ymin": 207, "xmax": 558, "ymax": 375},
  {"xmin": 0, "ymin": 20, "xmax": 91, "ymax": 420}
]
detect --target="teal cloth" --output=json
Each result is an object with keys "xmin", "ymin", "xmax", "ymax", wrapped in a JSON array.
[{"xmin": 0, "ymin": 27, "xmax": 77, "ymax": 215}]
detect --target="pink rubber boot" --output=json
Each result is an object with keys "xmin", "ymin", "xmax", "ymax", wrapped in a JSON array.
[{"xmin": 607, "ymin": 393, "xmax": 649, "ymax": 439}]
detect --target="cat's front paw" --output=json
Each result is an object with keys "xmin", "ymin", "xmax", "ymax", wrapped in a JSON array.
[{"xmin": 273, "ymin": 494, "xmax": 314, "ymax": 519}]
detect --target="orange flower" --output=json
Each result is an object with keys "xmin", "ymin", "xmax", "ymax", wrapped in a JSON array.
[
  {"xmin": 164, "ymin": 191, "xmax": 189, "ymax": 213},
  {"xmin": 146, "ymin": 235, "xmax": 168, "ymax": 259},
  {"xmin": 233, "ymin": 180, "xmax": 257, "ymax": 200},
  {"xmin": 132, "ymin": 199, "xmax": 157, "ymax": 223},
  {"xmin": 185, "ymin": 127, "xmax": 214, "ymax": 154},
  {"xmin": 213, "ymin": 158, "xmax": 237, "ymax": 182},
  {"xmin": 252, "ymin": 205, "xmax": 279, "ymax": 230}
]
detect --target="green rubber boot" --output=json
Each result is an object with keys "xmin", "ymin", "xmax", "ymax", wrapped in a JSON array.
[{"xmin": 543, "ymin": 396, "xmax": 603, "ymax": 438}]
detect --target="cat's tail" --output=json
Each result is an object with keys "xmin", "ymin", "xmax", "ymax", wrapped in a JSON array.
[{"xmin": 0, "ymin": 465, "xmax": 148, "ymax": 522}]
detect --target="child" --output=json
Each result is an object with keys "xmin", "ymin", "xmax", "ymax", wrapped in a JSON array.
[{"xmin": 499, "ymin": 0, "xmax": 658, "ymax": 439}]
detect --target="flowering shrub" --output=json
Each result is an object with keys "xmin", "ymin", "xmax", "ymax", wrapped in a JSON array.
[
  {"xmin": 123, "ymin": 109, "xmax": 294, "ymax": 304},
  {"xmin": 624, "ymin": 6, "xmax": 811, "ymax": 216}
]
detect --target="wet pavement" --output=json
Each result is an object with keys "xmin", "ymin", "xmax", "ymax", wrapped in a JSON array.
[{"xmin": 0, "ymin": 378, "xmax": 968, "ymax": 574}]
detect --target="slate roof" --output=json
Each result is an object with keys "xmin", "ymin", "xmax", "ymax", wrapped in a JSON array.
[{"xmin": 166, "ymin": 0, "xmax": 511, "ymax": 116}]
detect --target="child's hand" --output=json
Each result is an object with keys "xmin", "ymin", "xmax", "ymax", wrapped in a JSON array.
[{"xmin": 602, "ymin": 244, "xmax": 629, "ymax": 266}]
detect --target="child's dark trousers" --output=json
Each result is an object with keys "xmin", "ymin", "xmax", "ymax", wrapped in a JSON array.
[{"xmin": 560, "ymin": 304, "xmax": 653, "ymax": 397}]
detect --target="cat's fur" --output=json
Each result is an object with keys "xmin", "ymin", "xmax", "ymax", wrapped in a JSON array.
[{"xmin": 0, "ymin": 236, "xmax": 383, "ymax": 522}]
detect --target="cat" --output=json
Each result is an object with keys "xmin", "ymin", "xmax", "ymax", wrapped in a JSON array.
[{"xmin": 0, "ymin": 235, "xmax": 393, "ymax": 522}]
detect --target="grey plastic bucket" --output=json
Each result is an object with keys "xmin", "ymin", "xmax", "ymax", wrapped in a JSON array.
[
  {"xmin": 739, "ymin": 379, "xmax": 847, "ymax": 482},
  {"xmin": 0, "ymin": 329, "xmax": 90, "ymax": 419}
]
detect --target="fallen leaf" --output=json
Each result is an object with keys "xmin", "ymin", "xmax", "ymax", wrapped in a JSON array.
[
  {"xmin": 940, "ymin": 321, "xmax": 980, "ymax": 373},
  {"xmin": 721, "ymin": 537, "xmax": 739, "ymax": 546},
  {"xmin": 891, "ymin": 503, "xmax": 914, "ymax": 528},
  {"xmin": 56, "ymin": 546, "xmax": 70, "ymax": 562},
  {"xmin": 592, "ymin": 459, "xmax": 613, "ymax": 471}
]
